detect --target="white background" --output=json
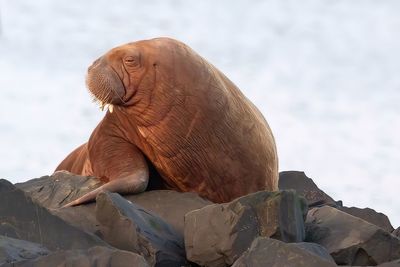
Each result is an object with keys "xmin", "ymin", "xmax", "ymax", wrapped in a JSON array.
[{"xmin": 0, "ymin": 0, "xmax": 399, "ymax": 227}]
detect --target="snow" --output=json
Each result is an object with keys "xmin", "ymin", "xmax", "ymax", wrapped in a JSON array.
[{"xmin": 0, "ymin": 0, "xmax": 399, "ymax": 226}]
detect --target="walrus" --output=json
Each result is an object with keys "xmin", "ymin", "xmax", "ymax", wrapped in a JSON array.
[{"xmin": 56, "ymin": 37, "xmax": 278, "ymax": 207}]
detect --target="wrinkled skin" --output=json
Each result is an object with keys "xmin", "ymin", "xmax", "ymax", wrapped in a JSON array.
[{"xmin": 56, "ymin": 37, "xmax": 279, "ymax": 207}]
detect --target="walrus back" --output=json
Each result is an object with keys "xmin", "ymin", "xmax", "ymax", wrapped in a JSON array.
[
  {"xmin": 201, "ymin": 66, "xmax": 279, "ymax": 201},
  {"xmin": 135, "ymin": 41, "xmax": 279, "ymax": 202}
]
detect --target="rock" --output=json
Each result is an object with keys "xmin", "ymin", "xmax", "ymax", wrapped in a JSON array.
[
  {"xmin": 15, "ymin": 172, "xmax": 103, "ymax": 236},
  {"xmin": 338, "ymin": 206, "xmax": 394, "ymax": 233},
  {"xmin": 393, "ymin": 227, "xmax": 400, "ymax": 238},
  {"xmin": 17, "ymin": 172, "xmax": 211, "ymax": 236},
  {"xmin": 306, "ymin": 206, "xmax": 400, "ymax": 265},
  {"xmin": 5, "ymin": 246, "xmax": 149, "ymax": 267},
  {"xmin": 15, "ymin": 171, "xmax": 102, "ymax": 209},
  {"xmin": 50, "ymin": 203, "xmax": 100, "ymax": 236},
  {"xmin": 0, "ymin": 179, "xmax": 108, "ymax": 250},
  {"xmin": 126, "ymin": 190, "xmax": 212, "ymax": 234},
  {"xmin": 279, "ymin": 171, "xmax": 338, "ymax": 208},
  {"xmin": 184, "ymin": 190, "xmax": 307, "ymax": 267},
  {"xmin": 0, "ymin": 236, "xmax": 50, "ymax": 265},
  {"xmin": 294, "ymin": 242, "xmax": 336, "ymax": 263},
  {"xmin": 96, "ymin": 191, "xmax": 187, "ymax": 267},
  {"xmin": 231, "ymin": 237, "xmax": 336, "ymax": 267},
  {"xmin": 378, "ymin": 259, "xmax": 400, "ymax": 266},
  {"xmin": 0, "ymin": 223, "xmax": 19, "ymax": 239}
]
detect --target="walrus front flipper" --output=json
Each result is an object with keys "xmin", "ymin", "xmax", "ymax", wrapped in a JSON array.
[
  {"xmin": 62, "ymin": 170, "xmax": 148, "ymax": 207},
  {"xmin": 62, "ymin": 117, "xmax": 149, "ymax": 207}
]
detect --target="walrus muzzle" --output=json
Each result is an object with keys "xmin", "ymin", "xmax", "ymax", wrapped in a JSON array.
[{"xmin": 86, "ymin": 57, "xmax": 125, "ymax": 106}]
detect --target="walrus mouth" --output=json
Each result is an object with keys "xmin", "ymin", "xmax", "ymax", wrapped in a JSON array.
[{"xmin": 86, "ymin": 57, "xmax": 126, "ymax": 113}]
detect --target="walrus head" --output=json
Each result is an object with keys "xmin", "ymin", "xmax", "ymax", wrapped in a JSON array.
[
  {"xmin": 86, "ymin": 38, "xmax": 210, "ymax": 116},
  {"xmin": 86, "ymin": 38, "xmax": 172, "ymax": 113}
]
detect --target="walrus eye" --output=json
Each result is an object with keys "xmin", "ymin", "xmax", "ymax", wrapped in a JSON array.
[{"xmin": 124, "ymin": 56, "xmax": 140, "ymax": 68}]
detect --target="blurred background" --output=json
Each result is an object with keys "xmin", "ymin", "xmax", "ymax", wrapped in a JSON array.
[{"xmin": 0, "ymin": 0, "xmax": 399, "ymax": 226}]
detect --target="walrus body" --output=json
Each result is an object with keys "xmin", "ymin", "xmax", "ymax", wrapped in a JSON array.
[{"xmin": 56, "ymin": 37, "xmax": 278, "ymax": 206}]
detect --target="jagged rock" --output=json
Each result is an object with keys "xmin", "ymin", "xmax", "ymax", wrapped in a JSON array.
[
  {"xmin": 393, "ymin": 227, "xmax": 400, "ymax": 238},
  {"xmin": 0, "ymin": 179, "xmax": 108, "ymax": 250},
  {"xmin": 16, "ymin": 172, "xmax": 211, "ymax": 236},
  {"xmin": 306, "ymin": 206, "xmax": 400, "ymax": 265},
  {"xmin": 232, "ymin": 237, "xmax": 336, "ymax": 267},
  {"xmin": 4, "ymin": 246, "xmax": 149, "ymax": 267},
  {"xmin": 0, "ymin": 236, "xmax": 50, "ymax": 265},
  {"xmin": 338, "ymin": 206, "xmax": 394, "ymax": 233},
  {"xmin": 279, "ymin": 171, "xmax": 338, "ymax": 208},
  {"xmin": 96, "ymin": 191, "xmax": 186, "ymax": 267},
  {"xmin": 184, "ymin": 190, "xmax": 307, "ymax": 267}
]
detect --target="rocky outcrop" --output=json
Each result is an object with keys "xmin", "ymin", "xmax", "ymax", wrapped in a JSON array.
[
  {"xmin": 278, "ymin": 171, "xmax": 338, "ymax": 208},
  {"xmin": 3, "ymin": 170, "xmax": 398, "ymax": 266},
  {"xmin": 184, "ymin": 190, "xmax": 307, "ymax": 267},
  {"xmin": 306, "ymin": 206, "xmax": 400, "ymax": 265},
  {"xmin": 96, "ymin": 192, "xmax": 187, "ymax": 267},
  {"xmin": 232, "ymin": 237, "xmax": 337, "ymax": 267}
]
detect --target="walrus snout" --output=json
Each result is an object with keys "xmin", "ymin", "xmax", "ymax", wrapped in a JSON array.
[{"xmin": 86, "ymin": 57, "xmax": 126, "ymax": 107}]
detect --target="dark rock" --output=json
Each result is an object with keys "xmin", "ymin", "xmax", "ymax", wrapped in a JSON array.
[
  {"xmin": 126, "ymin": 190, "xmax": 212, "ymax": 234},
  {"xmin": 0, "ymin": 235, "xmax": 50, "ymax": 265},
  {"xmin": 5, "ymin": 246, "xmax": 149, "ymax": 267},
  {"xmin": 393, "ymin": 227, "xmax": 400, "ymax": 238},
  {"xmin": 338, "ymin": 206, "xmax": 394, "ymax": 233},
  {"xmin": 50, "ymin": 203, "xmax": 100, "ymax": 236},
  {"xmin": 96, "ymin": 191, "xmax": 186, "ymax": 267},
  {"xmin": 279, "ymin": 171, "xmax": 337, "ymax": 208},
  {"xmin": 184, "ymin": 190, "xmax": 307, "ymax": 267},
  {"xmin": 306, "ymin": 206, "xmax": 400, "ymax": 265},
  {"xmin": 232, "ymin": 237, "xmax": 336, "ymax": 267},
  {"xmin": 294, "ymin": 242, "xmax": 336, "ymax": 263},
  {"xmin": 379, "ymin": 259, "xmax": 400, "ymax": 266},
  {"xmin": 15, "ymin": 172, "xmax": 103, "ymax": 235},
  {"xmin": 0, "ymin": 179, "xmax": 108, "ymax": 250},
  {"xmin": 17, "ymin": 172, "xmax": 211, "ymax": 236},
  {"xmin": 15, "ymin": 171, "xmax": 102, "ymax": 209},
  {"xmin": 0, "ymin": 223, "xmax": 19, "ymax": 239}
]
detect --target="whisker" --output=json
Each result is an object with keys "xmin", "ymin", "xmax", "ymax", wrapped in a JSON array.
[{"xmin": 86, "ymin": 73, "xmax": 127, "ymax": 107}]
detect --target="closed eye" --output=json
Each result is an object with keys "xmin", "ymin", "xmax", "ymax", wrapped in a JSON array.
[{"xmin": 124, "ymin": 55, "xmax": 141, "ymax": 68}]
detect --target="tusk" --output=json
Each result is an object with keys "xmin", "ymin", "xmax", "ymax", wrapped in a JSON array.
[{"xmin": 108, "ymin": 104, "xmax": 114, "ymax": 113}]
